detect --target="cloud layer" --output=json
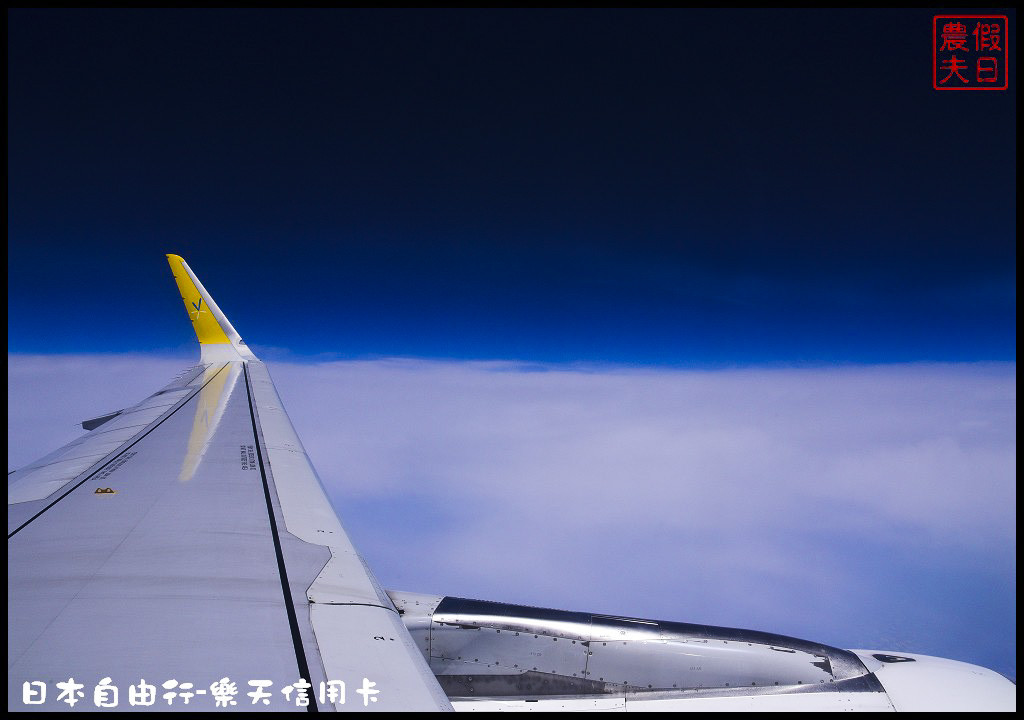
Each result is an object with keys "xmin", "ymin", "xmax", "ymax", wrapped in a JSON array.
[{"xmin": 8, "ymin": 355, "xmax": 1016, "ymax": 679}]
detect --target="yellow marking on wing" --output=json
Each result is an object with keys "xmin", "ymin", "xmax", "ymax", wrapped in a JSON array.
[
  {"xmin": 166, "ymin": 254, "xmax": 231, "ymax": 344},
  {"xmin": 179, "ymin": 364, "xmax": 240, "ymax": 483}
]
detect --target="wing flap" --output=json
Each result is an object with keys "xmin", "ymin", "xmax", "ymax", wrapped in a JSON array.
[
  {"xmin": 310, "ymin": 604, "xmax": 454, "ymax": 711},
  {"xmin": 243, "ymin": 360, "xmax": 453, "ymax": 709},
  {"xmin": 246, "ymin": 360, "xmax": 394, "ymax": 607}
]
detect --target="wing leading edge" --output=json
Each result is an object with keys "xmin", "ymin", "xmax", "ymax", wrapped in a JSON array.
[{"xmin": 8, "ymin": 256, "xmax": 452, "ymax": 712}]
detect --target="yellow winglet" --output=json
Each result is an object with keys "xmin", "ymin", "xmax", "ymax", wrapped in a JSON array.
[
  {"xmin": 167, "ymin": 254, "xmax": 231, "ymax": 344},
  {"xmin": 166, "ymin": 255, "xmax": 253, "ymax": 363}
]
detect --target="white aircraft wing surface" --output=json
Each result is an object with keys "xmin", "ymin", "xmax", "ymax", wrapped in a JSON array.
[{"xmin": 8, "ymin": 255, "xmax": 453, "ymax": 712}]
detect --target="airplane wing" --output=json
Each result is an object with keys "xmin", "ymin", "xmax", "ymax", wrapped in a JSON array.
[{"xmin": 8, "ymin": 255, "xmax": 453, "ymax": 712}]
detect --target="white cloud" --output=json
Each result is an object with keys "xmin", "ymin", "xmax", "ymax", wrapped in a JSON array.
[
  {"xmin": 269, "ymin": 360, "xmax": 1015, "ymax": 541},
  {"xmin": 7, "ymin": 355, "xmax": 1016, "ymax": 678}
]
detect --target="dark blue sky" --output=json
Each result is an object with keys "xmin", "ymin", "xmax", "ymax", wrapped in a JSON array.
[{"xmin": 8, "ymin": 9, "xmax": 1016, "ymax": 364}]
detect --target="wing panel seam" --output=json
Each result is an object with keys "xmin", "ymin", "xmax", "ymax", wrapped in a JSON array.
[{"xmin": 243, "ymin": 363, "xmax": 319, "ymax": 714}]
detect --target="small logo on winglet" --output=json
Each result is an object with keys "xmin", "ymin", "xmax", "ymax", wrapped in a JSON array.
[{"xmin": 190, "ymin": 298, "xmax": 207, "ymax": 321}]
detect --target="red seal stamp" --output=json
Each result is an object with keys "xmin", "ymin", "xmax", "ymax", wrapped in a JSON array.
[{"xmin": 934, "ymin": 15, "xmax": 1009, "ymax": 90}]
